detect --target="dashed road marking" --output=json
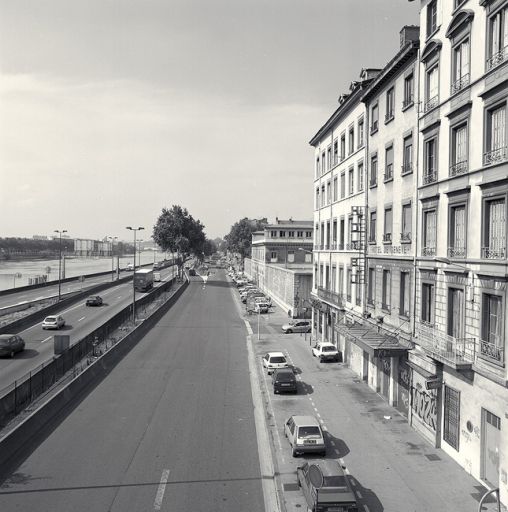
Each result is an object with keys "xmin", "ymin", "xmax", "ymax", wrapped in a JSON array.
[
  {"xmin": 78, "ymin": 316, "xmax": 86, "ymax": 322},
  {"xmin": 153, "ymin": 469, "xmax": 170, "ymax": 510},
  {"xmin": 41, "ymin": 336, "xmax": 52, "ymax": 343}
]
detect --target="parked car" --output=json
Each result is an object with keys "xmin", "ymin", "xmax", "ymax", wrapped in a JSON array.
[
  {"xmin": 125, "ymin": 263, "xmax": 134, "ymax": 271},
  {"xmin": 0, "ymin": 334, "xmax": 25, "ymax": 358},
  {"xmin": 312, "ymin": 342, "xmax": 340, "ymax": 362},
  {"xmin": 297, "ymin": 460, "xmax": 358, "ymax": 512},
  {"xmin": 284, "ymin": 415, "xmax": 326, "ymax": 457},
  {"xmin": 282, "ymin": 320, "xmax": 311, "ymax": 334},
  {"xmin": 272, "ymin": 368, "xmax": 297, "ymax": 394},
  {"xmin": 262, "ymin": 352, "xmax": 288, "ymax": 374},
  {"xmin": 86, "ymin": 295, "xmax": 103, "ymax": 306},
  {"xmin": 42, "ymin": 315, "xmax": 66, "ymax": 330},
  {"xmin": 254, "ymin": 302, "xmax": 270, "ymax": 314}
]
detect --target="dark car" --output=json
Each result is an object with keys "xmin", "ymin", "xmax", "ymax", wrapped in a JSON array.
[
  {"xmin": 297, "ymin": 460, "xmax": 358, "ymax": 512},
  {"xmin": 272, "ymin": 368, "xmax": 297, "ymax": 394},
  {"xmin": 86, "ymin": 295, "xmax": 103, "ymax": 306},
  {"xmin": 0, "ymin": 334, "xmax": 25, "ymax": 358}
]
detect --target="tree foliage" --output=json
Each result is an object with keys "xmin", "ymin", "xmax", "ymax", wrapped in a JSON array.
[
  {"xmin": 224, "ymin": 218, "xmax": 267, "ymax": 258},
  {"xmin": 152, "ymin": 205, "xmax": 207, "ymax": 260}
]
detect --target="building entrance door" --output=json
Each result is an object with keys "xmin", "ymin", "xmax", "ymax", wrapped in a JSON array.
[{"xmin": 481, "ymin": 408, "xmax": 501, "ymax": 488}]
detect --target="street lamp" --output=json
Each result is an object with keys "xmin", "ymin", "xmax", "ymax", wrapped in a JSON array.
[
  {"xmin": 435, "ymin": 257, "xmax": 475, "ymax": 304},
  {"xmin": 54, "ymin": 229, "xmax": 67, "ymax": 301},
  {"xmin": 126, "ymin": 226, "xmax": 144, "ymax": 322},
  {"xmin": 108, "ymin": 236, "xmax": 118, "ymax": 281}
]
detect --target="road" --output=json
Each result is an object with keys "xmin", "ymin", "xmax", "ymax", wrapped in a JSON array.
[
  {"xmin": 0, "ymin": 270, "xmax": 265, "ymax": 511},
  {"xmin": 0, "ymin": 266, "xmax": 177, "ymax": 393}
]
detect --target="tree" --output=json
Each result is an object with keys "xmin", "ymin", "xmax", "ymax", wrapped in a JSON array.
[{"xmin": 224, "ymin": 218, "xmax": 267, "ymax": 259}]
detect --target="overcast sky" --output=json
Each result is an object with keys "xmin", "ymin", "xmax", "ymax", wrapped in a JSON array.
[{"xmin": 0, "ymin": 0, "xmax": 419, "ymax": 242}]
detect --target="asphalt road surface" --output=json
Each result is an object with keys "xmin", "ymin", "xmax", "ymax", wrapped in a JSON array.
[{"xmin": 0, "ymin": 270, "xmax": 265, "ymax": 511}]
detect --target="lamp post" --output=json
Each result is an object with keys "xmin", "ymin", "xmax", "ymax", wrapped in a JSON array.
[
  {"xmin": 108, "ymin": 236, "xmax": 118, "ymax": 281},
  {"xmin": 434, "ymin": 257, "xmax": 475, "ymax": 304},
  {"xmin": 54, "ymin": 229, "xmax": 67, "ymax": 301},
  {"xmin": 126, "ymin": 226, "xmax": 144, "ymax": 322}
]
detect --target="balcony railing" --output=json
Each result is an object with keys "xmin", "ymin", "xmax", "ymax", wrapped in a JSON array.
[
  {"xmin": 369, "ymin": 176, "xmax": 377, "ymax": 187},
  {"xmin": 450, "ymin": 73, "xmax": 470, "ymax": 94},
  {"xmin": 346, "ymin": 242, "xmax": 360, "ymax": 251},
  {"xmin": 317, "ymin": 287, "xmax": 344, "ymax": 309},
  {"xmin": 424, "ymin": 95, "xmax": 439, "ymax": 112},
  {"xmin": 402, "ymin": 96, "xmax": 414, "ymax": 109},
  {"xmin": 385, "ymin": 111, "xmax": 394, "ymax": 123},
  {"xmin": 339, "ymin": 243, "xmax": 344, "ymax": 250},
  {"xmin": 486, "ymin": 46, "xmax": 508, "ymax": 71},
  {"xmin": 370, "ymin": 120, "xmax": 379, "ymax": 134},
  {"xmin": 384, "ymin": 165, "xmax": 393, "ymax": 182},
  {"xmin": 448, "ymin": 246, "xmax": 466, "ymax": 258},
  {"xmin": 484, "ymin": 146, "xmax": 508, "ymax": 166},
  {"xmin": 331, "ymin": 242, "xmax": 337, "ymax": 250},
  {"xmin": 479, "ymin": 339, "xmax": 505, "ymax": 365},
  {"xmin": 416, "ymin": 322, "xmax": 475, "ymax": 369},
  {"xmin": 383, "ymin": 233, "xmax": 392, "ymax": 243},
  {"xmin": 401, "ymin": 162, "xmax": 413, "ymax": 175},
  {"xmin": 422, "ymin": 246, "xmax": 436, "ymax": 257},
  {"xmin": 482, "ymin": 246, "xmax": 506, "ymax": 259},
  {"xmin": 400, "ymin": 232, "xmax": 412, "ymax": 243},
  {"xmin": 423, "ymin": 169, "xmax": 437, "ymax": 185},
  {"xmin": 450, "ymin": 160, "xmax": 468, "ymax": 176}
]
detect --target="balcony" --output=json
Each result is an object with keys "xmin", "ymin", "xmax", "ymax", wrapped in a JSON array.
[
  {"xmin": 482, "ymin": 246, "xmax": 506, "ymax": 259},
  {"xmin": 450, "ymin": 73, "xmax": 470, "ymax": 94},
  {"xmin": 346, "ymin": 242, "xmax": 360, "ymax": 251},
  {"xmin": 422, "ymin": 246, "xmax": 436, "ymax": 257},
  {"xmin": 479, "ymin": 339, "xmax": 505, "ymax": 365},
  {"xmin": 423, "ymin": 95, "xmax": 439, "ymax": 112},
  {"xmin": 484, "ymin": 146, "xmax": 508, "ymax": 166},
  {"xmin": 383, "ymin": 233, "xmax": 392, "ymax": 243},
  {"xmin": 415, "ymin": 322, "xmax": 475, "ymax": 370},
  {"xmin": 448, "ymin": 246, "xmax": 466, "ymax": 259},
  {"xmin": 486, "ymin": 46, "xmax": 508, "ymax": 71},
  {"xmin": 370, "ymin": 120, "xmax": 379, "ymax": 135},
  {"xmin": 400, "ymin": 232, "xmax": 412, "ymax": 243},
  {"xmin": 423, "ymin": 169, "xmax": 437, "ymax": 185},
  {"xmin": 449, "ymin": 160, "xmax": 468, "ymax": 177},
  {"xmin": 402, "ymin": 96, "xmax": 414, "ymax": 109},
  {"xmin": 401, "ymin": 162, "xmax": 413, "ymax": 176},
  {"xmin": 317, "ymin": 287, "xmax": 344, "ymax": 309},
  {"xmin": 383, "ymin": 165, "xmax": 393, "ymax": 182}
]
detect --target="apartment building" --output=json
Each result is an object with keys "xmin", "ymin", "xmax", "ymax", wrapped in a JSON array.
[
  {"xmin": 408, "ymin": 0, "xmax": 508, "ymax": 504},
  {"xmin": 244, "ymin": 219, "xmax": 313, "ymax": 317}
]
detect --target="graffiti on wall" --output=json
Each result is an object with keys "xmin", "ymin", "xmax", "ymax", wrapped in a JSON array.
[{"xmin": 411, "ymin": 382, "xmax": 437, "ymax": 431}]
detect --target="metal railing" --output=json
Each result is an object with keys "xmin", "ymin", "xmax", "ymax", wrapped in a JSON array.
[
  {"xmin": 424, "ymin": 95, "xmax": 439, "ymax": 112},
  {"xmin": 401, "ymin": 232, "xmax": 412, "ymax": 243},
  {"xmin": 317, "ymin": 287, "xmax": 344, "ymax": 309},
  {"xmin": 448, "ymin": 246, "xmax": 466, "ymax": 258},
  {"xmin": 481, "ymin": 246, "xmax": 506, "ymax": 259},
  {"xmin": 483, "ymin": 146, "xmax": 508, "ymax": 166},
  {"xmin": 450, "ymin": 160, "xmax": 468, "ymax": 176},
  {"xmin": 423, "ymin": 169, "xmax": 437, "ymax": 184},
  {"xmin": 370, "ymin": 120, "xmax": 378, "ymax": 134},
  {"xmin": 384, "ymin": 165, "xmax": 393, "ymax": 182},
  {"xmin": 479, "ymin": 339, "xmax": 505, "ymax": 364},
  {"xmin": 486, "ymin": 46, "xmax": 508, "ymax": 70},
  {"xmin": 402, "ymin": 96, "xmax": 414, "ymax": 109},
  {"xmin": 450, "ymin": 73, "xmax": 470, "ymax": 94},
  {"xmin": 385, "ymin": 111, "xmax": 394, "ymax": 123},
  {"xmin": 383, "ymin": 233, "xmax": 392, "ymax": 243},
  {"xmin": 401, "ymin": 162, "xmax": 413, "ymax": 175},
  {"xmin": 422, "ymin": 246, "xmax": 436, "ymax": 257}
]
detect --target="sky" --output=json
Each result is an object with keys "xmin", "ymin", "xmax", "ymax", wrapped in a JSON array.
[{"xmin": 0, "ymin": 0, "xmax": 419, "ymax": 242}]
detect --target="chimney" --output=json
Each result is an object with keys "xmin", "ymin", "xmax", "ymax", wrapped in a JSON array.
[{"xmin": 400, "ymin": 25, "xmax": 420, "ymax": 48}]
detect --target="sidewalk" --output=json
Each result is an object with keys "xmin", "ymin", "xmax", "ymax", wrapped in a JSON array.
[{"xmin": 244, "ymin": 303, "xmax": 502, "ymax": 512}]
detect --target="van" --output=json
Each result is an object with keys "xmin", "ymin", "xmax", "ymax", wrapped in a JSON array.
[{"xmin": 284, "ymin": 415, "xmax": 326, "ymax": 457}]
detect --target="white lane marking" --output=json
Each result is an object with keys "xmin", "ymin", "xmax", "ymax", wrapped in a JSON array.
[
  {"xmin": 153, "ymin": 469, "xmax": 170, "ymax": 510},
  {"xmin": 34, "ymin": 296, "xmax": 44, "ymax": 300},
  {"xmin": 61, "ymin": 303, "xmax": 85, "ymax": 315},
  {"xmin": 78, "ymin": 316, "xmax": 86, "ymax": 322},
  {"xmin": 243, "ymin": 319, "xmax": 253, "ymax": 336},
  {"xmin": 41, "ymin": 336, "xmax": 52, "ymax": 344}
]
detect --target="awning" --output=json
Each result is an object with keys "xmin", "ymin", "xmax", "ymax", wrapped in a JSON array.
[{"xmin": 335, "ymin": 321, "xmax": 412, "ymax": 357}]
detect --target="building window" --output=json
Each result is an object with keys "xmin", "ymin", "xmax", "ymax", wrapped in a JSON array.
[
  {"xmin": 326, "ymin": 181, "xmax": 331, "ymax": 204},
  {"xmin": 484, "ymin": 103, "xmax": 507, "ymax": 165},
  {"xmin": 384, "ymin": 145, "xmax": 394, "ymax": 182},
  {"xmin": 382, "ymin": 270, "xmax": 391, "ymax": 310},
  {"xmin": 331, "ymin": 265, "xmax": 337, "ymax": 292},
  {"xmin": 371, "ymin": 104, "xmax": 379, "ymax": 134},
  {"xmin": 333, "ymin": 176, "xmax": 338, "ymax": 202},
  {"xmin": 346, "ymin": 267, "xmax": 352, "ymax": 302},
  {"xmin": 403, "ymin": 73, "xmax": 414, "ymax": 108},
  {"xmin": 483, "ymin": 197, "xmax": 506, "ymax": 259},
  {"xmin": 423, "ymin": 209, "xmax": 437, "ymax": 256},
  {"xmin": 402, "ymin": 134, "xmax": 413, "ymax": 175},
  {"xmin": 348, "ymin": 125, "xmax": 354, "ymax": 155},
  {"xmin": 400, "ymin": 271, "xmax": 410, "ymax": 317},
  {"xmin": 448, "ymin": 287, "xmax": 465, "ymax": 339},
  {"xmin": 385, "ymin": 87, "xmax": 395, "ymax": 122},
  {"xmin": 315, "ymin": 188, "xmax": 319, "ymax": 209},
  {"xmin": 358, "ymin": 117, "xmax": 365, "ymax": 148},
  {"xmin": 320, "ymin": 222, "xmax": 325, "ymax": 247},
  {"xmin": 452, "ymin": 38, "xmax": 470, "ymax": 94},
  {"xmin": 327, "ymin": 145, "xmax": 332, "ymax": 169},
  {"xmin": 306, "ymin": 231, "xmax": 312, "ymax": 238},
  {"xmin": 370, "ymin": 154, "xmax": 378, "ymax": 187},
  {"xmin": 340, "ymin": 133, "xmax": 346, "ymax": 161},
  {"xmin": 319, "ymin": 265, "xmax": 324, "ymax": 287},
  {"xmin": 443, "ymin": 386, "xmax": 460, "ymax": 451},
  {"xmin": 368, "ymin": 268, "xmax": 376, "ymax": 306},
  {"xmin": 401, "ymin": 203, "xmax": 412, "ymax": 243},
  {"xmin": 449, "ymin": 204, "xmax": 467, "ymax": 258},
  {"xmin": 333, "ymin": 139, "xmax": 339, "ymax": 166},
  {"xmin": 322, "ymin": 151, "xmax": 326, "ymax": 173},
  {"xmin": 369, "ymin": 211, "xmax": 377, "ymax": 243},
  {"xmin": 270, "ymin": 251, "xmax": 278, "ymax": 262},
  {"xmin": 287, "ymin": 251, "xmax": 295, "ymax": 263},
  {"xmin": 340, "ymin": 172, "xmax": 345, "ymax": 199},
  {"xmin": 288, "ymin": 231, "xmax": 295, "ymax": 238},
  {"xmin": 358, "ymin": 161, "xmax": 364, "ymax": 191},
  {"xmin": 339, "ymin": 266, "xmax": 344, "ymax": 294},
  {"xmin": 297, "ymin": 231, "xmax": 303, "ymax": 237},
  {"xmin": 424, "ymin": 137, "xmax": 438, "ymax": 184},
  {"xmin": 305, "ymin": 252, "xmax": 312, "ymax": 263},
  {"xmin": 421, "ymin": 282, "xmax": 435, "ymax": 324},
  {"xmin": 425, "ymin": 65, "xmax": 439, "ymax": 111},
  {"xmin": 427, "ymin": 0, "xmax": 437, "ymax": 37},
  {"xmin": 481, "ymin": 293, "xmax": 504, "ymax": 363},
  {"xmin": 487, "ymin": 5, "xmax": 508, "ymax": 70},
  {"xmin": 332, "ymin": 219, "xmax": 338, "ymax": 246},
  {"xmin": 383, "ymin": 207, "xmax": 392, "ymax": 243},
  {"xmin": 339, "ymin": 218, "xmax": 345, "ymax": 249},
  {"xmin": 321, "ymin": 184, "xmax": 325, "ymax": 207},
  {"xmin": 270, "ymin": 230, "xmax": 277, "ymax": 238},
  {"xmin": 348, "ymin": 168, "xmax": 354, "ymax": 195},
  {"xmin": 450, "ymin": 123, "xmax": 468, "ymax": 176},
  {"xmin": 326, "ymin": 220, "xmax": 331, "ymax": 249}
]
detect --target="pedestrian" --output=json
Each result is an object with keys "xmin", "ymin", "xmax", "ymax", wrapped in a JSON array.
[{"xmin": 288, "ymin": 309, "xmax": 292, "ymax": 318}]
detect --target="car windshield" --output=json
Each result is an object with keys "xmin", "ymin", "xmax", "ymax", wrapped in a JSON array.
[
  {"xmin": 298, "ymin": 426, "xmax": 321, "ymax": 437},
  {"xmin": 276, "ymin": 373, "xmax": 294, "ymax": 382},
  {"xmin": 270, "ymin": 357, "xmax": 286, "ymax": 363},
  {"xmin": 322, "ymin": 346, "xmax": 335, "ymax": 352},
  {"xmin": 0, "ymin": 340, "xmax": 10, "ymax": 347},
  {"xmin": 45, "ymin": 317, "xmax": 56, "ymax": 321},
  {"xmin": 323, "ymin": 475, "xmax": 348, "ymax": 488}
]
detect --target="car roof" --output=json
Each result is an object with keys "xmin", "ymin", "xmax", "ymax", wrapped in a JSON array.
[
  {"xmin": 320, "ymin": 342, "xmax": 336, "ymax": 346},
  {"xmin": 290, "ymin": 415, "xmax": 320, "ymax": 426},
  {"xmin": 304, "ymin": 459, "xmax": 346, "ymax": 477},
  {"xmin": 266, "ymin": 351, "xmax": 285, "ymax": 357},
  {"xmin": 0, "ymin": 334, "xmax": 16, "ymax": 340}
]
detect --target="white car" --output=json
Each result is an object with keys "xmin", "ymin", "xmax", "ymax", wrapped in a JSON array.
[
  {"xmin": 42, "ymin": 315, "xmax": 66, "ymax": 330},
  {"xmin": 254, "ymin": 302, "xmax": 270, "ymax": 314},
  {"xmin": 262, "ymin": 352, "xmax": 288, "ymax": 374},
  {"xmin": 312, "ymin": 342, "xmax": 340, "ymax": 362}
]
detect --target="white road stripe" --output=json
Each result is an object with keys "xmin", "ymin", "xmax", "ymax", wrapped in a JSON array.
[
  {"xmin": 41, "ymin": 336, "xmax": 52, "ymax": 343},
  {"xmin": 78, "ymin": 316, "xmax": 86, "ymax": 322},
  {"xmin": 153, "ymin": 469, "xmax": 170, "ymax": 510}
]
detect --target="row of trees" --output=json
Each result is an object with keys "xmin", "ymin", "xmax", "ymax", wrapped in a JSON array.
[{"xmin": 223, "ymin": 218, "xmax": 267, "ymax": 258}]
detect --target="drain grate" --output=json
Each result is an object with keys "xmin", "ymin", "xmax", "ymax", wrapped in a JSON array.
[
  {"xmin": 425, "ymin": 453, "xmax": 441, "ymax": 461},
  {"xmin": 283, "ymin": 483, "xmax": 300, "ymax": 492}
]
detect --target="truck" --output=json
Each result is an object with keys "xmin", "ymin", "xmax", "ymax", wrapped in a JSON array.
[{"xmin": 134, "ymin": 268, "xmax": 154, "ymax": 292}]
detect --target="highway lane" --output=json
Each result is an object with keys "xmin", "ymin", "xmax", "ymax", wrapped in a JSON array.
[
  {"xmin": 0, "ymin": 266, "xmax": 178, "ymax": 391},
  {"xmin": 0, "ymin": 270, "xmax": 265, "ymax": 511}
]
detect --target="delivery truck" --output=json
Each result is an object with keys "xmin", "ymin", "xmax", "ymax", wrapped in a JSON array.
[{"xmin": 134, "ymin": 268, "xmax": 154, "ymax": 292}]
